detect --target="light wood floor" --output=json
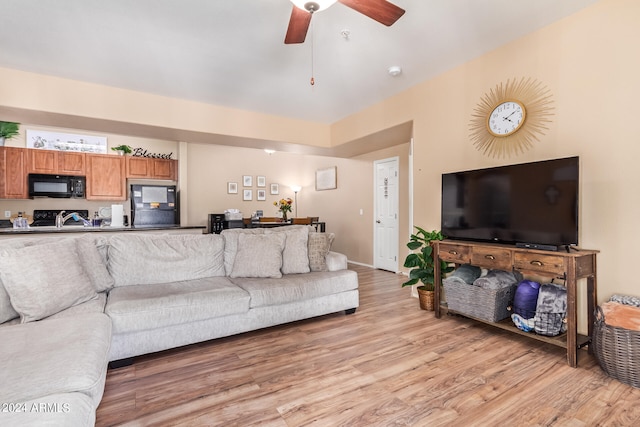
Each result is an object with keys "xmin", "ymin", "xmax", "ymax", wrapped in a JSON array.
[{"xmin": 96, "ymin": 265, "xmax": 640, "ymax": 426}]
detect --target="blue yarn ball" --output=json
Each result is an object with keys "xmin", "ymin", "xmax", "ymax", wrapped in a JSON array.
[{"xmin": 513, "ymin": 280, "xmax": 540, "ymax": 319}]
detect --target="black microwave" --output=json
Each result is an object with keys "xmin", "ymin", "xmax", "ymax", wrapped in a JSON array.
[{"xmin": 28, "ymin": 174, "xmax": 86, "ymax": 199}]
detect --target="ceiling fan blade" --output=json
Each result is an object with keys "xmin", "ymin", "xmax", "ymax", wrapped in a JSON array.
[
  {"xmin": 339, "ymin": 0, "xmax": 405, "ymax": 26},
  {"xmin": 284, "ymin": 5, "xmax": 312, "ymax": 44}
]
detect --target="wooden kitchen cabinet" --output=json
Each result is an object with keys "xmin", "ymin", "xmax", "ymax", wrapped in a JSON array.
[
  {"xmin": 126, "ymin": 156, "xmax": 177, "ymax": 180},
  {"xmin": 28, "ymin": 149, "xmax": 86, "ymax": 176},
  {"xmin": 58, "ymin": 151, "xmax": 86, "ymax": 175},
  {"xmin": 0, "ymin": 147, "xmax": 28, "ymax": 199},
  {"xmin": 86, "ymin": 154, "xmax": 126, "ymax": 200},
  {"xmin": 27, "ymin": 149, "xmax": 56, "ymax": 174}
]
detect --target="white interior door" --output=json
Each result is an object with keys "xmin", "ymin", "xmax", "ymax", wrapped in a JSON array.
[{"xmin": 374, "ymin": 157, "xmax": 399, "ymax": 272}]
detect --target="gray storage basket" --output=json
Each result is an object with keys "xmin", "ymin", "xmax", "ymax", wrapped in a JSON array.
[
  {"xmin": 444, "ymin": 281, "xmax": 516, "ymax": 322},
  {"xmin": 593, "ymin": 305, "xmax": 640, "ymax": 388}
]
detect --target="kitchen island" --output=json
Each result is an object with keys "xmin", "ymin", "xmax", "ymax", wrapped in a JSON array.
[{"xmin": 0, "ymin": 225, "xmax": 205, "ymax": 239}]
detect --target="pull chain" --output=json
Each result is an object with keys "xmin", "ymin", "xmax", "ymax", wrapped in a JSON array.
[{"xmin": 310, "ymin": 20, "xmax": 315, "ymax": 86}]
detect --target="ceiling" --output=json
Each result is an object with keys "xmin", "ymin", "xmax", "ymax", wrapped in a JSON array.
[{"xmin": 1, "ymin": 0, "xmax": 597, "ymax": 126}]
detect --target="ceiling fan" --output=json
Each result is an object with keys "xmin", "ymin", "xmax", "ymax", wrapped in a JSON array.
[{"xmin": 285, "ymin": 0, "xmax": 406, "ymax": 44}]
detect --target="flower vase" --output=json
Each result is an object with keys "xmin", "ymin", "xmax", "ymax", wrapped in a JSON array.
[{"xmin": 282, "ymin": 211, "xmax": 287, "ymax": 222}]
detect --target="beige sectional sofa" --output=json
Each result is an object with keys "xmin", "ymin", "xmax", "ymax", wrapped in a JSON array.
[{"xmin": 0, "ymin": 226, "xmax": 358, "ymax": 426}]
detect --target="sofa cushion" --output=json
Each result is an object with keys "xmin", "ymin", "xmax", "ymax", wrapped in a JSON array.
[
  {"xmin": 0, "ymin": 239, "xmax": 31, "ymax": 323},
  {"xmin": 0, "ymin": 392, "xmax": 96, "ymax": 427},
  {"xmin": 105, "ymin": 276, "xmax": 250, "ymax": 333},
  {"xmin": 108, "ymin": 233, "xmax": 226, "ymax": 287},
  {"xmin": 221, "ymin": 228, "xmax": 265, "ymax": 275},
  {"xmin": 308, "ymin": 232, "xmax": 335, "ymax": 272},
  {"xmin": 76, "ymin": 234, "xmax": 115, "ymax": 292},
  {"xmin": 0, "ymin": 239, "xmax": 98, "ymax": 323},
  {"xmin": 231, "ymin": 269, "xmax": 359, "ymax": 308},
  {"xmin": 265, "ymin": 226, "xmax": 310, "ymax": 274},
  {"xmin": 0, "ymin": 312, "xmax": 111, "ymax": 405},
  {"xmin": 0, "ymin": 293, "xmax": 109, "ymax": 329},
  {"xmin": 230, "ymin": 233, "xmax": 286, "ymax": 279}
]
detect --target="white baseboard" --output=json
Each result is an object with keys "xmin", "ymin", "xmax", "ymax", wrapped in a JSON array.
[{"xmin": 346, "ymin": 260, "xmax": 374, "ymax": 268}]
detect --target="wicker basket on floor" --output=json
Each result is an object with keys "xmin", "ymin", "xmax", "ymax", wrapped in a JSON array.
[
  {"xmin": 444, "ymin": 281, "xmax": 516, "ymax": 322},
  {"xmin": 593, "ymin": 306, "xmax": 640, "ymax": 388},
  {"xmin": 417, "ymin": 288, "xmax": 435, "ymax": 311}
]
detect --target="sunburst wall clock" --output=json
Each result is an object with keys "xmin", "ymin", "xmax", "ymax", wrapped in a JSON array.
[{"xmin": 469, "ymin": 77, "xmax": 554, "ymax": 158}]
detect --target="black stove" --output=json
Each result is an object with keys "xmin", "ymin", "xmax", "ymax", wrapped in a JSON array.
[{"xmin": 31, "ymin": 210, "xmax": 89, "ymax": 227}]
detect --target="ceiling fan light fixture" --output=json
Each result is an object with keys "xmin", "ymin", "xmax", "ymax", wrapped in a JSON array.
[{"xmin": 291, "ymin": 0, "xmax": 338, "ymax": 13}]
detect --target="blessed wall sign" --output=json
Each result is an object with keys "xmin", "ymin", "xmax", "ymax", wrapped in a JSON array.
[{"xmin": 131, "ymin": 148, "xmax": 173, "ymax": 159}]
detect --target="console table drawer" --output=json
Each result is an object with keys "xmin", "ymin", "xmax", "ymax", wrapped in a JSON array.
[
  {"xmin": 438, "ymin": 243, "xmax": 470, "ymax": 263},
  {"xmin": 470, "ymin": 247, "xmax": 512, "ymax": 270},
  {"xmin": 514, "ymin": 252, "xmax": 565, "ymax": 275}
]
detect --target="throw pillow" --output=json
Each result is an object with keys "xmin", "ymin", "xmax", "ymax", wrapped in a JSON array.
[
  {"xmin": 230, "ymin": 233, "xmax": 286, "ymax": 278},
  {"xmin": 600, "ymin": 301, "xmax": 640, "ymax": 331},
  {"xmin": 308, "ymin": 232, "xmax": 335, "ymax": 272},
  {"xmin": 76, "ymin": 235, "xmax": 115, "ymax": 292},
  {"xmin": 0, "ymin": 239, "xmax": 98, "ymax": 323},
  {"xmin": 108, "ymin": 234, "xmax": 226, "ymax": 287},
  {"xmin": 0, "ymin": 239, "xmax": 27, "ymax": 324},
  {"xmin": 221, "ymin": 228, "xmax": 265, "ymax": 276},
  {"xmin": 265, "ymin": 226, "xmax": 310, "ymax": 274}
]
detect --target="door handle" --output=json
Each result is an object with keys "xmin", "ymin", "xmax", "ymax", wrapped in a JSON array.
[{"xmin": 376, "ymin": 220, "xmax": 381, "ymax": 223}]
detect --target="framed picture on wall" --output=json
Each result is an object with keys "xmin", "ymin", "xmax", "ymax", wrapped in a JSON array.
[
  {"xmin": 243, "ymin": 175, "xmax": 252, "ymax": 187},
  {"xmin": 243, "ymin": 189, "xmax": 253, "ymax": 201},
  {"xmin": 257, "ymin": 189, "xmax": 266, "ymax": 201},
  {"xmin": 316, "ymin": 166, "xmax": 337, "ymax": 191},
  {"xmin": 270, "ymin": 183, "xmax": 279, "ymax": 195},
  {"xmin": 257, "ymin": 176, "xmax": 266, "ymax": 187},
  {"xmin": 227, "ymin": 182, "xmax": 238, "ymax": 194}
]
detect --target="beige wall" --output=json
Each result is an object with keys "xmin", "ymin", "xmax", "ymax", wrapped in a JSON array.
[
  {"xmin": 1, "ymin": 0, "xmax": 637, "ymax": 327},
  {"xmin": 332, "ymin": 0, "xmax": 640, "ymax": 330},
  {"xmin": 355, "ymin": 143, "xmax": 412, "ymax": 268},
  {"xmin": 1, "ymin": 127, "xmax": 408, "ymax": 268},
  {"xmin": 0, "ymin": 67, "xmax": 329, "ymax": 148},
  {"xmin": 185, "ymin": 143, "xmax": 399, "ymax": 263}
]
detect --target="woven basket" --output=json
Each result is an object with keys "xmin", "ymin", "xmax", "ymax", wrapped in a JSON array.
[
  {"xmin": 593, "ymin": 306, "xmax": 640, "ymax": 388},
  {"xmin": 444, "ymin": 281, "xmax": 516, "ymax": 322},
  {"xmin": 417, "ymin": 288, "xmax": 435, "ymax": 311}
]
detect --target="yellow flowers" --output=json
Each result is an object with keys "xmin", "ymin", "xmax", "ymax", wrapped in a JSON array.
[{"xmin": 274, "ymin": 198, "xmax": 293, "ymax": 213}]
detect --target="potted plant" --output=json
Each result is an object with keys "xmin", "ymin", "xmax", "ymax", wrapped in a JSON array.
[
  {"xmin": 402, "ymin": 227, "xmax": 453, "ymax": 311},
  {"xmin": 0, "ymin": 121, "xmax": 20, "ymax": 146},
  {"xmin": 111, "ymin": 144, "xmax": 133, "ymax": 155}
]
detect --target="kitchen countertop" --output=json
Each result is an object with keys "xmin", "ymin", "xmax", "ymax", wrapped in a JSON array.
[{"xmin": 0, "ymin": 225, "xmax": 206, "ymax": 235}]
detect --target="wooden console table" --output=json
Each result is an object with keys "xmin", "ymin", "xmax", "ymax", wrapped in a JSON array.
[{"xmin": 433, "ymin": 240, "xmax": 598, "ymax": 368}]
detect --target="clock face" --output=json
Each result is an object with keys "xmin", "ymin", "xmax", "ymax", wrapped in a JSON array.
[{"xmin": 487, "ymin": 100, "xmax": 526, "ymax": 137}]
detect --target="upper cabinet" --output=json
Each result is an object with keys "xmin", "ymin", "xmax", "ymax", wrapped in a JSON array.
[
  {"xmin": 58, "ymin": 152, "xmax": 86, "ymax": 175},
  {"xmin": 1, "ymin": 148, "xmax": 178, "ymax": 200},
  {"xmin": 126, "ymin": 157, "xmax": 177, "ymax": 181},
  {"xmin": 28, "ymin": 149, "xmax": 86, "ymax": 176},
  {"xmin": 86, "ymin": 154, "xmax": 126, "ymax": 200},
  {"xmin": 0, "ymin": 147, "xmax": 28, "ymax": 199}
]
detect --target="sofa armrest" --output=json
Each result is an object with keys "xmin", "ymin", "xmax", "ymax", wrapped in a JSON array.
[{"xmin": 326, "ymin": 251, "xmax": 347, "ymax": 271}]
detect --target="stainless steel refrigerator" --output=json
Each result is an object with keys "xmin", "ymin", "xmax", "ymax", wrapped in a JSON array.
[{"xmin": 130, "ymin": 184, "xmax": 179, "ymax": 227}]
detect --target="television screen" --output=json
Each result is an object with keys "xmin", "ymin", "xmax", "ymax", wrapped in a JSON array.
[{"xmin": 441, "ymin": 156, "xmax": 579, "ymax": 249}]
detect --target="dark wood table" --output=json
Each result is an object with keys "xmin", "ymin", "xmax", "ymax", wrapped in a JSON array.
[{"xmin": 247, "ymin": 221, "xmax": 326, "ymax": 232}]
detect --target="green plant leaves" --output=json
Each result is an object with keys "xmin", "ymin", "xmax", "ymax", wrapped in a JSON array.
[
  {"xmin": 401, "ymin": 226, "xmax": 447, "ymax": 289},
  {"xmin": 403, "ymin": 253, "xmax": 422, "ymax": 268},
  {"xmin": 407, "ymin": 240, "xmax": 423, "ymax": 250},
  {"xmin": 0, "ymin": 122, "xmax": 20, "ymax": 139}
]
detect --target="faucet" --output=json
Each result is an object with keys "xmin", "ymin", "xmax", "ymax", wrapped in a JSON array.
[{"xmin": 55, "ymin": 210, "xmax": 84, "ymax": 228}]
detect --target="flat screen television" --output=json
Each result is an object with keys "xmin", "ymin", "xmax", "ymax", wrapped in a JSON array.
[{"xmin": 441, "ymin": 156, "xmax": 579, "ymax": 250}]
